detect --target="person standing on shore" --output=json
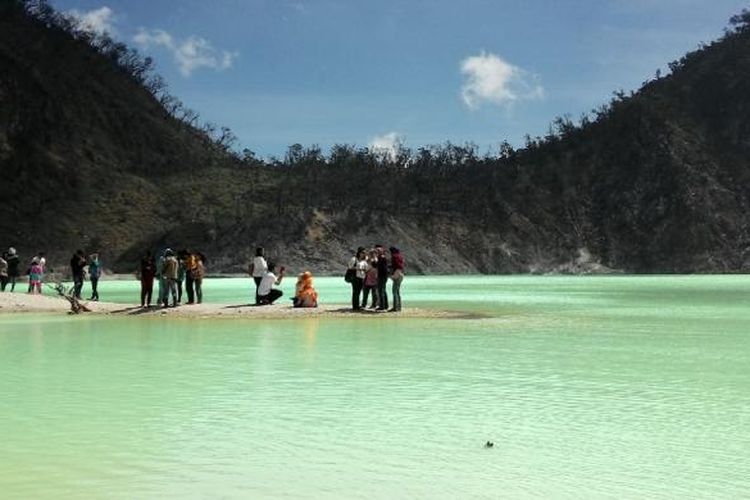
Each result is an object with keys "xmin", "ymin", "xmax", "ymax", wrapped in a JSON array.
[
  {"xmin": 155, "ymin": 249, "xmax": 167, "ymax": 306},
  {"xmin": 248, "ymin": 247, "xmax": 267, "ymax": 305},
  {"xmin": 183, "ymin": 251, "xmax": 196, "ymax": 304},
  {"xmin": 389, "ymin": 247, "xmax": 405, "ymax": 312},
  {"xmin": 192, "ymin": 252, "xmax": 206, "ymax": 304},
  {"xmin": 139, "ymin": 250, "xmax": 156, "ymax": 307},
  {"xmin": 88, "ymin": 253, "xmax": 102, "ymax": 301},
  {"xmin": 362, "ymin": 249, "xmax": 379, "ymax": 309},
  {"xmin": 38, "ymin": 252, "xmax": 46, "ymax": 290},
  {"xmin": 70, "ymin": 249, "xmax": 86, "ymax": 299},
  {"xmin": 6, "ymin": 247, "xmax": 20, "ymax": 292},
  {"xmin": 162, "ymin": 249, "xmax": 179, "ymax": 307},
  {"xmin": 27, "ymin": 252, "xmax": 46, "ymax": 293},
  {"xmin": 375, "ymin": 245, "xmax": 389, "ymax": 311},
  {"xmin": 176, "ymin": 250, "xmax": 187, "ymax": 304},
  {"xmin": 348, "ymin": 247, "xmax": 368, "ymax": 310},
  {"xmin": 28, "ymin": 258, "xmax": 42, "ymax": 294},
  {"xmin": 0, "ymin": 253, "xmax": 8, "ymax": 291}
]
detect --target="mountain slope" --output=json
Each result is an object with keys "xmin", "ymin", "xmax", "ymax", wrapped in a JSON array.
[{"xmin": 2, "ymin": 1, "xmax": 750, "ymax": 274}]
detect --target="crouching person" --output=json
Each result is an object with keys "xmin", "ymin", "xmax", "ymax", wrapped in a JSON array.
[
  {"xmin": 293, "ymin": 271, "xmax": 318, "ymax": 308},
  {"xmin": 257, "ymin": 262, "xmax": 285, "ymax": 305}
]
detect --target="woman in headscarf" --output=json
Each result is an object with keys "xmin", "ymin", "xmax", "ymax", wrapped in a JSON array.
[{"xmin": 293, "ymin": 271, "xmax": 318, "ymax": 308}]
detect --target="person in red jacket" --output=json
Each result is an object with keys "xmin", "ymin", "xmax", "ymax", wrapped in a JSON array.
[{"xmin": 389, "ymin": 247, "xmax": 405, "ymax": 312}]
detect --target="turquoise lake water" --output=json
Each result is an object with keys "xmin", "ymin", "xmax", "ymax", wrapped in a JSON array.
[{"xmin": 1, "ymin": 276, "xmax": 749, "ymax": 498}]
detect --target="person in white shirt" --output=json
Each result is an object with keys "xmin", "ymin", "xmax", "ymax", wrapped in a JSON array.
[
  {"xmin": 248, "ymin": 246, "xmax": 268, "ymax": 304},
  {"xmin": 348, "ymin": 247, "xmax": 368, "ymax": 310},
  {"xmin": 257, "ymin": 262, "xmax": 285, "ymax": 305}
]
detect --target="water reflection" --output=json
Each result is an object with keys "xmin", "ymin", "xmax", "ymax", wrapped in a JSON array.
[{"xmin": 303, "ymin": 318, "xmax": 320, "ymax": 351}]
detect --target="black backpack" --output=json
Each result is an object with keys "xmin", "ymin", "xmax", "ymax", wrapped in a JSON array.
[{"xmin": 344, "ymin": 267, "xmax": 355, "ymax": 283}]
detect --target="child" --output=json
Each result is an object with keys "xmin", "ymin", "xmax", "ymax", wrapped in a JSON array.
[{"xmin": 29, "ymin": 258, "xmax": 42, "ymax": 294}]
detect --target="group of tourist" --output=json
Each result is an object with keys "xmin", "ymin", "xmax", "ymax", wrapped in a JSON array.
[
  {"xmin": 138, "ymin": 249, "xmax": 206, "ymax": 308},
  {"xmin": 247, "ymin": 246, "xmax": 318, "ymax": 308},
  {"xmin": 68, "ymin": 250, "xmax": 101, "ymax": 300},
  {"xmin": 347, "ymin": 245, "xmax": 405, "ymax": 312},
  {"xmin": 0, "ymin": 247, "xmax": 48, "ymax": 294},
  {"xmin": 1, "ymin": 244, "xmax": 406, "ymax": 313}
]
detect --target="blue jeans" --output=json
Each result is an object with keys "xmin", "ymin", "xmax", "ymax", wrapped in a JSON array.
[{"xmin": 391, "ymin": 270, "xmax": 403, "ymax": 311}]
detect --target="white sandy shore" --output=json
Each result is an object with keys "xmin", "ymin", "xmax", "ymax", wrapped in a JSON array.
[{"xmin": 0, "ymin": 292, "xmax": 478, "ymax": 320}]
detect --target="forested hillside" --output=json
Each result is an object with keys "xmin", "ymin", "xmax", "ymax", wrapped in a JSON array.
[{"xmin": 2, "ymin": 0, "xmax": 750, "ymax": 274}]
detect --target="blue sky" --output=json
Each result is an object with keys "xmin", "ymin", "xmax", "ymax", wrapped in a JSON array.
[{"xmin": 53, "ymin": 0, "xmax": 747, "ymax": 158}]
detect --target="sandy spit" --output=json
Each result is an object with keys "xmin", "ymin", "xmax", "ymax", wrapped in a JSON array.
[{"xmin": 0, "ymin": 292, "xmax": 478, "ymax": 320}]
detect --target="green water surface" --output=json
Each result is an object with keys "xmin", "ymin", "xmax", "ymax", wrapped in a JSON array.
[{"xmin": 1, "ymin": 276, "xmax": 749, "ymax": 498}]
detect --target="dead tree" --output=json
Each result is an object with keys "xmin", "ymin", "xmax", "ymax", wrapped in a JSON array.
[{"xmin": 47, "ymin": 282, "xmax": 91, "ymax": 314}]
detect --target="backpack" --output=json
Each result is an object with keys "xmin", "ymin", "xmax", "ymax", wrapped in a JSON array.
[{"xmin": 344, "ymin": 268, "xmax": 355, "ymax": 283}]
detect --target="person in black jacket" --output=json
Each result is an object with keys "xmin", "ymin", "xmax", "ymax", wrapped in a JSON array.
[
  {"xmin": 139, "ymin": 250, "xmax": 156, "ymax": 307},
  {"xmin": 70, "ymin": 249, "xmax": 86, "ymax": 299},
  {"xmin": 5, "ymin": 247, "xmax": 20, "ymax": 292},
  {"xmin": 375, "ymin": 245, "xmax": 389, "ymax": 311}
]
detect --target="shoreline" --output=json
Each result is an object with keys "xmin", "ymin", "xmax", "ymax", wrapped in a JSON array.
[{"xmin": 0, "ymin": 292, "xmax": 480, "ymax": 320}]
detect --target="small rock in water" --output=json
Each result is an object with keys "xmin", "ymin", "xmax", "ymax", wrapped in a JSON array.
[{"xmin": 484, "ymin": 441, "xmax": 494, "ymax": 448}]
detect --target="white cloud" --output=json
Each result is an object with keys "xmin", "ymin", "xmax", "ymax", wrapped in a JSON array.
[
  {"xmin": 369, "ymin": 132, "xmax": 404, "ymax": 160},
  {"xmin": 134, "ymin": 28, "xmax": 237, "ymax": 77},
  {"xmin": 460, "ymin": 51, "xmax": 544, "ymax": 109},
  {"xmin": 289, "ymin": 2, "xmax": 307, "ymax": 14},
  {"xmin": 68, "ymin": 6, "xmax": 116, "ymax": 36},
  {"xmin": 133, "ymin": 28, "xmax": 172, "ymax": 48}
]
